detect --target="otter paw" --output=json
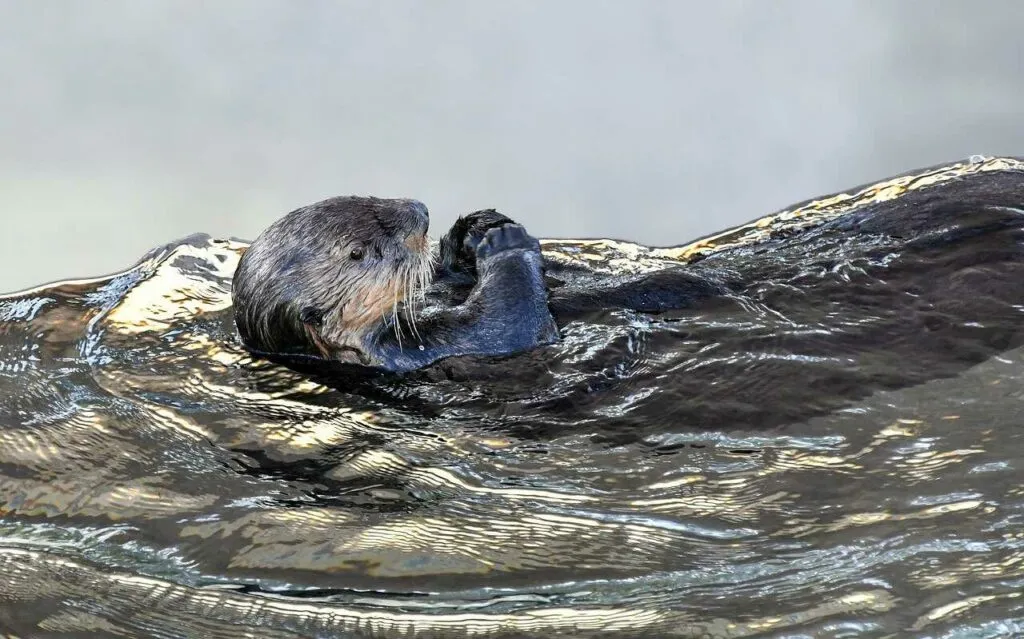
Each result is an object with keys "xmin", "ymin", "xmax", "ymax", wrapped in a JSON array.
[
  {"xmin": 457, "ymin": 210, "xmax": 517, "ymax": 254},
  {"xmin": 475, "ymin": 223, "xmax": 541, "ymax": 260}
]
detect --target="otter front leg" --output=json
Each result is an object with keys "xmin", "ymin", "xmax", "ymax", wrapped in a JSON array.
[
  {"xmin": 380, "ymin": 224, "xmax": 560, "ymax": 372},
  {"xmin": 468, "ymin": 224, "xmax": 560, "ymax": 344}
]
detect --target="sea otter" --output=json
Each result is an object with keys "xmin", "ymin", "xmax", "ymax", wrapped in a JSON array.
[
  {"xmin": 232, "ymin": 196, "xmax": 730, "ymax": 374},
  {"xmin": 234, "ymin": 158, "xmax": 1024, "ymax": 379},
  {"xmin": 232, "ymin": 197, "xmax": 562, "ymax": 373}
]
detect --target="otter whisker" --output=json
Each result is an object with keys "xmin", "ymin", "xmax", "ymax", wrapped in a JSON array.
[
  {"xmin": 400, "ymin": 268, "xmax": 410, "ymax": 316},
  {"xmin": 409, "ymin": 292, "xmax": 422, "ymax": 344},
  {"xmin": 405, "ymin": 264, "xmax": 416, "ymax": 324},
  {"xmin": 392, "ymin": 273, "xmax": 409, "ymax": 350},
  {"xmin": 403, "ymin": 263, "xmax": 422, "ymax": 343},
  {"xmin": 410, "ymin": 255, "xmax": 431, "ymax": 342},
  {"xmin": 388, "ymin": 306, "xmax": 402, "ymax": 350},
  {"xmin": 391, "ymin": 288, "xmax": 403, "ymax": 350},
  {"xmin": 384, "ymin": 307, "xmax": 396, "ymax": 349}
]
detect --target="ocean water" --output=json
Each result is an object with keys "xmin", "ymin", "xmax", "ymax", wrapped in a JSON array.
[{"xmin": 2, "ymin": 163, "xmax": 1024, "ymax": 637}]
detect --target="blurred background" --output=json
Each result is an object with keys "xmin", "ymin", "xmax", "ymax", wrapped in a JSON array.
[{"xmin": 1, "ymin": 0, "xmax": 1023, "ymax": 293}]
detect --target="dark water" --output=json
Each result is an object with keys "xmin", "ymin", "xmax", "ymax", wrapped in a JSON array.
[{"xmin": 3, "ymin": 159, "xmax": 1024, "ymax": 637}]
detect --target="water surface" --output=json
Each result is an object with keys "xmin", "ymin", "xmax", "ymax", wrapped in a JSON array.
[{"xmin": 3, "ymin": 168, "xmax": 1024, "ymax": 637}]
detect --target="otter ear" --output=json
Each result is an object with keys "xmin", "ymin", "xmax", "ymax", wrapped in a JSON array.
[
  {"xmin": 299, "ymin": 306, "xmax": 324, "ymax": 326},
  {"xmin": 299, "ymin": 306, "xmax": 332, "ymax": 358}
]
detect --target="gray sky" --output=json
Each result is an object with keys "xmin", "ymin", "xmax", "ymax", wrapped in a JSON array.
[{"xmin": 2, "ymin": 0, "xmax": 1023, "ymax": 292}]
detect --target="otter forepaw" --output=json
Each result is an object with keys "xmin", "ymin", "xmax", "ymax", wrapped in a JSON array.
[
  {"xmin": 438, "ymin": 210, "xmax": 518, "ymax": 276},
  {"xmin": 475, "ymin": 223, "xmax": 542, "ymax": 261},
  {"xmin": 457, "ymin": 210, "xmax": 516, "ymax": 254}
]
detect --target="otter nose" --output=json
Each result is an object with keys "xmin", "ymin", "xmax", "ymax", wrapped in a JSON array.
[{"xmin": 402, "ymin": 199, "xmax": 429, "ymax": 235}]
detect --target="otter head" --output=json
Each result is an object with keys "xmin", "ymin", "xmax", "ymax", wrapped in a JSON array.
[{"xmin": 232, "ymin": 196, "xmax": 433, "ymax": 363}]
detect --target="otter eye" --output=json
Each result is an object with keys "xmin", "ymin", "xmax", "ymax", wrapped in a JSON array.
[{"xmin": 349, "ymin": 246, "xmax": 365, "ymax": 261}]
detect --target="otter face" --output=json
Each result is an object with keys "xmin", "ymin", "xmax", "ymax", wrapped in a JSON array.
[{"xmin": 232, "ymin": 196, "xmax": 434, "ymax": 361}]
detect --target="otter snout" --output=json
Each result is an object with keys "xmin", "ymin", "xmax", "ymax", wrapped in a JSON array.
[
  {"xmin": 398, "ymin": 199, "xmax": 429, "ymax": 238},
  {"xmin": 398, "ymin": 199, "xmax": 430, "ymax": 257},
  {"xmin": 404, "ymin": 232, "xmax": 429, "ymax": 254}
]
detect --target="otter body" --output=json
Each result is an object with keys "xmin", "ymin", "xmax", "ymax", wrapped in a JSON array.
[{"xmin": 234, "ymin": 158, "xmax": 1024, "ymax": 377}]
